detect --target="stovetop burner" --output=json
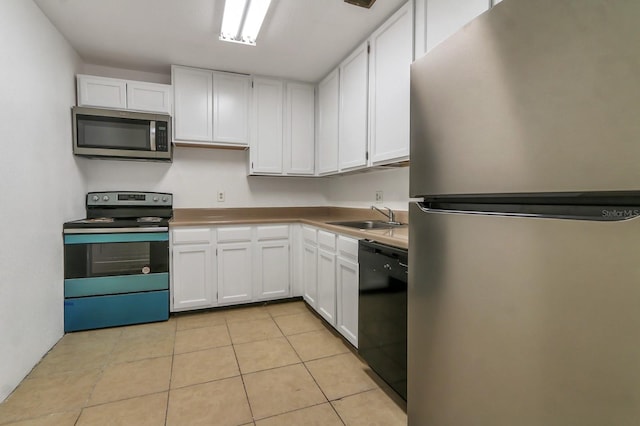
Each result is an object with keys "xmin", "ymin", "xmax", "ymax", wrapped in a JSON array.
[{"xmin": 63, "ymin": 191, "xmax": 173, "ymax": 234}]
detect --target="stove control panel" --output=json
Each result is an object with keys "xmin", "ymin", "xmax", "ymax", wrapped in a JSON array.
[{"xmin": 86, "ymin": 192, "xmax": 172, "ymax": 207}]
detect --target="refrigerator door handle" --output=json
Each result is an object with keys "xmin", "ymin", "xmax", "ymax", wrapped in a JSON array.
[{"xmin": 416, "ymin": 202, "xmax": 640, "ymax": 222}]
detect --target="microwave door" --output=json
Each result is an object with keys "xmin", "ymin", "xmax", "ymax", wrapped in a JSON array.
[
  {"xmin": 76, "ymin": 115, "xmax": 151, "ymax": 150},
  {"xmin": 72, "ymin": 107, "xmax": 172, "ymax": 161}
]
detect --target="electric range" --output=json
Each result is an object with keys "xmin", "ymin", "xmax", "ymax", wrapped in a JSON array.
[{"xmin": 62, "ymin": 191, "xmax": 173, "ymax": 332}]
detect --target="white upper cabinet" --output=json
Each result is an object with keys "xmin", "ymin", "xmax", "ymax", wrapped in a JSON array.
[
  {"xmin": 77, "ymin": 75, "xmax": 127, "ymax": 109},
  {"xmin": 172, "ymin": 66, "xmax": 213, "ymax": 142},
  {"xmin": 339, "ymin": 42, "xmax": 369, "ymax": 172},
  {"xmin": 77, "ymin": 75, "xmax": 171, "ymax": 114},
  {"xmin": 317, "ymin": 69, "xmax": 340, "ymax": 175},
  {"xmin": 213, "ymin": 72, "xmax": 250, "ymax": 145},
  {"xmin": 250, "ymin": 79, "xmax": 316, "ymax": 177},
  {"xmin": 369, "ymin": 2, "xmax": 413, "ymax": 165},
  {"xmin": 250, "ymin": 77, "xmax": 284, "ymax": 174},
  {"xmin": 172, "ymin": 65, "xmax": 250, "ymax": 146},
  {"xmin": 126, "ymin": 81, "xmax": 172, "ymax": 114},
  {"xmin": 284, "ymin": 82, "xmax": 315, "ymax": 175}
]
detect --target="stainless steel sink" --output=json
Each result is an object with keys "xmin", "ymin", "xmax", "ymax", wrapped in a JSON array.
[{"xmin": 328, "ymin": 220, "xmax": 406, "ymax": 230}]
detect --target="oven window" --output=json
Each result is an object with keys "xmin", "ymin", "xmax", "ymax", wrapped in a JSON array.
[
  {"xmin": 77, "ymin": 115, "xmax": 151, "ymax": 150},
  {"xmin": 65, "ymin": 241, "xmax": 168, "ymax": 279}
]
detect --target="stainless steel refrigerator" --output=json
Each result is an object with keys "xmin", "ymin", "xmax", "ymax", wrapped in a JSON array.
[{"xmin": 408, "ymin": 1, "xmax": 640, "ymax": 424}]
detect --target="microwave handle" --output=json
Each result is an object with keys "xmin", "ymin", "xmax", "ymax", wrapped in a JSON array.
[{"xmin": 150, "ymin": 121, "xmax": 156, "ymax": 151}]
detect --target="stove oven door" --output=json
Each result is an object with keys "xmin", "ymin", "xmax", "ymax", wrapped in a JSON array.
[{"xmin": 63, "ymin": 232, "xmax": 169, "ymax": 331}]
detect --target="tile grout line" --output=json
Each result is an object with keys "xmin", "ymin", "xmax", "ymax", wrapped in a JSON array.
[
  {"xmin": 163, "ymin": 321, "xmax": 177, "ymax": 426},
  {"xmin": 284, "ymin": 302, "xmax": 397, "ymax": 422},
  {"xmin": 269, "ymin": 309, "xmax": 347, "ymax": 426},
  {"xmin": 74, "ymin": 328, "xmax": 124, "ymax": 425},
  {"xmin": 226, "ymin": 317, "xmax": 257, "ymax": 423}
]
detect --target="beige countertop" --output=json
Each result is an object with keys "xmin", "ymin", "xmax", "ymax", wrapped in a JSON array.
[{"xmin": 171, "ymin": 207, "xmax": 408, "ymax": 249}]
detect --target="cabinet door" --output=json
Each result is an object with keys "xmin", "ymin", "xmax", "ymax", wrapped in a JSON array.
[
  {"xmin": 172, "ymin": 244, "xmax": 215, "ymax": 311},
  {"xmin": 77, "ymin": 75, "xmax": 127, "ymax": 109},
  {"xmin": 213, "ymin": 72, "xmax": 250, "ymax": 145},
  {"xmin": 217, "ymin": 242, "xmax": 253, "ymax": 305},
  {"xmin": 302, "ymin": 242, "xmax": 318, "ymax": 307},
  {"xmin": 284, "ymin": 82, "xmax": 315, "ymax": 175},
  {"xmin": 255, "ymin": 240, "xmax": 290, "ymax": 300},
  {"xmin": 339, "ymin": 43, "xmax": 369, "ymax": 171},
  {"xmin": 172, "ymin": 66, "xmax": 213, "ymax": 142},
  {"xmin": 337, "ymin": 256, "xmax": 359, "ymax": 347},
  {"xmin": 425, "ymin": 0, "xmax": 490, "ymax": 53},
  {"xmin": 126, "ymin": 81, "xmax": 172, "ymax": 114},
  {"xmin": 369, "ymin": 3, "xmax": 412, "ymax": 165},
  {"xmin": 250, "ymin": 77, "xmax": 284, "ymax": 174},
  {"xmin": 317, "ymin": 248, "xmax": 337, "ymax": 326},
  {"xmin": 317, "ymin": 69, "xmax": 340, "ymax": 175}
]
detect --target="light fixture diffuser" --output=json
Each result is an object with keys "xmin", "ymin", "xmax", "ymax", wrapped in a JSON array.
[{"xmin": 220, "ymin": 0, "xmax": 272, "ymax": 46}]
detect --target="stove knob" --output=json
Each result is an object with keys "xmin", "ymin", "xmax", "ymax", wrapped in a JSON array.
[
  {"xmin": 92, "ymin": 195, "xmax": 99, "ymax": 202},
  {"xmin": 162, "ymin": 196, "xmax": 168, "ymax": 202},
  {"xmin": 102, "ymin": 195, "xmax": 109, "ymax": 202},
  {"xmin": 153, "ymin": 197, "xmax": 159, "ymax": 202}
]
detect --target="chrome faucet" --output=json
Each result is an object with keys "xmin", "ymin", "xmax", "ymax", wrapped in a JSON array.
[{"xmin": 371, "ymin": 206, "xmax": 398, "ymax": 224}]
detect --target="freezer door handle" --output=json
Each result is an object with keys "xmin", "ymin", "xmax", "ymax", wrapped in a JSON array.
[{"xmin": 416, "ymin": 202, "xmax": 640, "ymax": 222}]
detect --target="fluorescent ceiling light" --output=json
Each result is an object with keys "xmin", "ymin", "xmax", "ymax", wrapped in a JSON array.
[{"xmin": 220, "ymin": 0, "xmax": 272, "ymax": 46}]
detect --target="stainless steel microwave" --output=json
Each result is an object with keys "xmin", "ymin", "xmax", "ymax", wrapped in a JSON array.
[{"xmin": 72, "ymin": 107, "xmax": 172, "ymax": 162}]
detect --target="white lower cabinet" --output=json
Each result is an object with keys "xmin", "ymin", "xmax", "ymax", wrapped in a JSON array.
[
  {"xmin": 255, "ymin": 224, "xmax": 291, "ymax": 300},
  {"xmin": 301, "ymin": 226, "xmax": 318, "ymax": 307},
  {"xmin": 336, "ymin": 256, "xmax": 359, "ymax": 347},
  {"xmin": 300, "ymin": 226, "xmax": 360, "ymax": 347},
  {"xmin": 171, "ymin": 222, "xmax": 360, "ymax": 346},
  {"xmin": 302, "ymin": 242, "xmax": 318, "ymax": 307},
  {"xmin": 217, "ymin": 242, "xmax": 253, "ymax": 305},
  {"xmin": 171, "ymin": 227, "xmax": 215, "ymax": 312},
  {"xmin": 172, "ymin": 244, "xmax": 216, "ymax": 311},
  {"xmin": 317, "ymin": 248, "xmax": 337, "ymax": 326},
  {"xmin": 171, "ymin": 224, "xmax": 291, "ymax": 311}
]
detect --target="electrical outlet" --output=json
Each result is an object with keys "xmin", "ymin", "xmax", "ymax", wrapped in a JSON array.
[
  {"xmin": 217, "ymin": 191, "xmax": 225, "ymax": 202},
  {"xmin": 375, "ymin": 190, "xmax": 383, "ymax": 203}
]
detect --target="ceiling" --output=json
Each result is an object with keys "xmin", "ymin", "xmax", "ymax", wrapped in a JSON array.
[{"xmin": 34, "ymin": 0, "xmax": 407, "ymax": 82}]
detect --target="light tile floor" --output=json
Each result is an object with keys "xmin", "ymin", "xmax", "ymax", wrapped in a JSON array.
[{"xmin": 0, "ymin": 300, "xmax": 406, "ymax": 426}]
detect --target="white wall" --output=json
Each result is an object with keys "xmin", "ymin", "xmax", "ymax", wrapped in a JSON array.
[
  {"xmin": 0, "ymin": 0, "xmax": 85, "ymax": 402},
  {"xmin": 323, "ymin": 167, "xmax": 410, "ymax": 211},
  {"xmin": 81, "ymin": 147, "xmax": 328, "ymax": 208}
]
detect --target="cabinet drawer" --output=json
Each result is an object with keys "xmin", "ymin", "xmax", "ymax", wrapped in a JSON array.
[
  {"xmin": 217, "ymin": 226, "xmax": 252, "ymax": 243},
  {"xmin": 256, "ymin": 225, "xmax": 289, "ymax": 241},
  {"xmin": 318, "ymin": 230, "xmax": 336, "ymax": 252},
  {"xmin": 172, "ymin": 228, "xmax": 212, "ymax": 245},
  {"xmin": 337, "ymin": 235, "xmax": 359, "ymax": 260},
  {"xmin": 302, "ymin": 226, "xmax": 317, "ymax": 244}
]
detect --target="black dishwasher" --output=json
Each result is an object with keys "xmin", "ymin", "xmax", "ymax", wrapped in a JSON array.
[{"xmin": 358, "ymin": 240, "xmax": 407, "ymax": 400}]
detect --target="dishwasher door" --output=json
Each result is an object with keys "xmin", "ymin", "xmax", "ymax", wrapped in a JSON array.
[{"xmin": 358, "ymin": 240, "xmax": 408, "ymax": 400}]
